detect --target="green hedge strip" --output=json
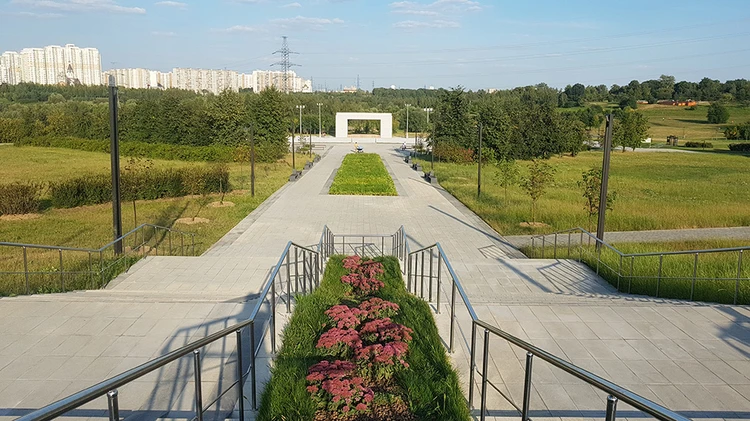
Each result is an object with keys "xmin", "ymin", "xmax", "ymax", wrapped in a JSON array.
[{"xmin": 258, "ymin": 256, "xmax": 469, "ymax": 421}]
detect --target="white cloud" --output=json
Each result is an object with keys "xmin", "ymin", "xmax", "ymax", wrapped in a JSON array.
[
  {"xmin": 11, "ymin": 0, "xmax": 146, "ymax": 14},
  {"xmin": 390, "ymin": 0, "xmax": 481, "ymax": 12},
  {"xmin": 151, "ymin": 31, "xmax": 177, "ymax": 36},
  {"xmin": 393, "ymin": 19, "xmax": 459, "ymax": 29},
  {"xmin": 282, "ymin": 2, "xmax": 301, "ymax": 8},
  {"xmin": 392, "ymin": 9, "xmax": 438, "ymax": 16},
  {"xmin": 155, "ymin": 1, "xmax": 187, "ymax": 8},
  {"xmin": 1, "ymin": 10, "xmax": 63, "ymax": 17},
  {"xmin": 222, "ymin": 24, "xmax": 263, "ymax": 32},
  {"xmin": 270, "ymin": 15, "xmax": 344, "ymax": 30}
]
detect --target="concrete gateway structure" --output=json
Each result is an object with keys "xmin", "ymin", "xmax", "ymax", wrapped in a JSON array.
[{"xmin": 335, "ymin": 112, "xmax": 393, "ymax": 139}]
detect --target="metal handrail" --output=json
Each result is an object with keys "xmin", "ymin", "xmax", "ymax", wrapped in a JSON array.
[
  {"xmin": 527, "ymin": 227, "xmax": 748, "ymax": 304},
  {"xmin": 405, "ymin": 238, "xmax": 690, "ymax": 421},
  {"xmin": 17, "ymin": 240, "xmax": 322, "ymax": 421}
]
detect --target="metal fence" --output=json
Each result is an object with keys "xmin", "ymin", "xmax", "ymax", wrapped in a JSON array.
[
  {"xmin": 16, "ymin": 240, "xmax": 321, "ymax": 421},
  {"xmin": 318, "ymin": 224, "xmax": 409, "ymax": 268},
  {"xmin": 406, "ymin": 240, "xmax": 690, "ymax": 421},
  {"xmin": 527, "ymin": 227, "xmax": 749, "ymax": 304},
  {"xmin": 0, "ymin": 223, "xmax": 197, "ymax": 296}
]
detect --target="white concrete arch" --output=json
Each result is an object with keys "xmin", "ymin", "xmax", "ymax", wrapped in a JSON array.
[{"xmin": 335, "ymin": 112, "xmax": 393, "ymax": 139}]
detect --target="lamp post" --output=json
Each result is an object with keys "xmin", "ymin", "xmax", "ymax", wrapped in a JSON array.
[
  {"xmin": 477, "ymin": 122, "xmax": 483, "ymax": 198},
  {"xmin": 405, "ymin": 103, "xmax": 411, "ymax": 144},
  {"xmin": 317, "ymin": 102, "xmax": 323, "ymax": 141},
  {"xmin": 296, "ymin": 104, "xmax": 305, "ymax": 170},
  {"xmin": 596, "ymin": 114, "xmax": 614, "ymax": 250},
  {"xmin": 424, "ymin": 108, "xmax": 433, "ymax": 171},
  {"xmin": 108, "ymin": 75, "xmax": 122, "ymax": 254}
]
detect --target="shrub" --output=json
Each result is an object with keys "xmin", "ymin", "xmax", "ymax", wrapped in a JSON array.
[
  {"xmin": 433, "ymin": 143, "xmax": 474, "ymax": 163},
  {"xmin": 0, "ymin": 182, "xmax": 43, "ymax": 215},
  {"xmin": 50, "ymin": 164, "xmax": 230, "ymax": 208},
  {"xmin": 724, "ymin": 123, "xmax": 750, "ymax": 140},
  {"xmin": 684, "ymin": 141, "xmax": 713, "ymax": 148},
  {"xmin": 729, "ymin": 143, "xmax": 750, "ymax": 152},
  {"xmin": 706, "ymin": 103, "xmax": 730, "ymax": 124}
]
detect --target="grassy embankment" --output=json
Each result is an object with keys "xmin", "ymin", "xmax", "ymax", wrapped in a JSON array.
[
  {"xmin": 258, "ymin": 255, "xmax": 469, "ymax": 420},
  {"xmin": 415, "ymin": 150, "xmax": 750, "ymax": 236},
  {"xmin": 329, "ymin": 153, "xmax": 397, "ymax": 196},
  {"xmin": 524, "ymin": 239, "xmax": 750, "ymax": 305},
  {"xmin": 0, "ymin": 145, "xmax": 307, "ymax": 295}
]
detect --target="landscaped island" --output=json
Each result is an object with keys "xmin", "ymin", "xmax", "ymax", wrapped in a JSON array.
[
  {"xmin": 258, "ymin": 255, "xmax": 469, "ymax": 420},
  {"xmin": 329, "ymin": 153, "xmax": 397, "ymax": 196}
]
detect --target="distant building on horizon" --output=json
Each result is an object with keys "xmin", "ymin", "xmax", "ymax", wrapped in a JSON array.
[{"xmin": 0, "ymin": 44, "xmax": 102, "ymax": 86}]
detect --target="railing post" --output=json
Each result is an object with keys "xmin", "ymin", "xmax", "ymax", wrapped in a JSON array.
[
  {"xmin": 691, "ymin": 252, "xmax": 698, "ymax": 300},
  {"xmin": 568, "ymin": 232, "xmax": 572, "ymax": 257},
  {"xmin": 250, "ymin": 320, "xmax": 257, "ymax": 410},
  {"xmin": 407, "ymin": 253, "xmax": 412, "ymax": 292},
  {"xmin": 168, "ymin": 231, "xmax": 173, "ymax": 256},
  {"xmin": 657, "ymin": 254, "xmax": 664, "ymax": 298},
  {"xmin": 605, "ymin": 395, "xmax": 618, "ymax": 421},
  {"xmin": 59, "ymin": 248, "xmax": 64, "ymax": 292},
  {"xmin": 315, "ymin": 251, "xmax": 320, "ymax": 288},
  {"xmin": 428, "ymin": 248, "xmax": 434, "ymax": 302},
  {"xmin": 271, "ymin": 275, "xmax": 277, "ymax": 353},
  {"xmin": 468, "ymin": 322, "xmax": 477, "ymax": 408},
  {"xmin": 480, "ymin": 329, "xmax": 489, "ymax": 421},
  {"xmin": 23, "ymin": 246, "xmax": 29, "ymax": 295},
  {"xmin": 579, "ymin": 231, "xmax": 584, "ymax": 262},
  {"xmin": 193, "ymin": 350, "xmax": 203, "ymax": 421},
  {"xmin": 736, "ymin": 250, "xmax": 743, "ymax": 305},
  {"xmin": 521, "ymin": 352, "xmax": 533, "ymax": 421},
  {"xmin": 236, "ymin": 329, "xmax": 245, "ymax": 421},
  {"xmin": 596, "ymin": 245, "xmax": 601, "ymax": 275},
  {"xmin": 99, "ymin": 250, "xmax": 104, "ymax": 287},
  {"xmin": 381, "ymin": 237, "xmax": 385, "ymax": 257},
  {"xmin": 436, "ymin": 253, "xmax": 442, "ymax": 314},
  {"xmin": 553, "ymin": 233, "xmax": 557, "ymax": 259},
  {"xmin": 301, "ymin": 249, "xmax": 307, "ymax": 295},
  {"xmin": 294, "ymin": 247, "xmax": 300, "ymax": 293},
  {"xmin": 286, "ymin": 251, "xmax": 292, "ymax": 313},
  {"xmin": 420, "ymin": 250, "xmax": 425, "ymax": 298},
  {"xmin": 107, "ymin": 389, "xmax": 120, "ymax": 421},
  {"xmin": 192, "ymin": 234, "xmax": 195, "ymax": 256},
  {"xmin": 617, "ymin": 254, "xmax": 622, "ymax": 291},
  {"xmin": 541, "ymin": 236, "xmax": 545, "ymax": 258},
  {"xmin": 531, "ymin": 237, "xmax": 535, "ymax": 256},
  {"xmin": 181, "ymin": 234, "xmax": 185, "ymax": 255},
  {"xmin": 88, "ymin": 251, "xmax": 94, "ymax": 289},
  {"xmin": 449, "ymin": 280, "xmax": 456, "ymax": 353},
  {"xmin": 629, "ymin": 256, "xmax": 634, "ymax": 293}
]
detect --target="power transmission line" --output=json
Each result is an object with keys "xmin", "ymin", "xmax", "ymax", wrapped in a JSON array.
[{"xmin": 271, "ymin": 36, "xmax": 299, "ymax": 94}]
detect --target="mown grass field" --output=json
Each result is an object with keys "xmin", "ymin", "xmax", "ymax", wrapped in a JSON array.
[
  {"xmin": 524, "ymin": 239, "xmax": 750, "ymax": 305},
  {"xmin": 416, "ymin": 150, "xmax": 750, "ymax": 236},
  {"xmin": 258, "ymin": 255, "xmax": 469, "ymax": 420},
  {"xmin": 329, "ymin": 153, "xmax": 397, "ymax": 196},
  {"xmin": 0, "ymin": 146, "xmax": 304, "ymax": 294}
]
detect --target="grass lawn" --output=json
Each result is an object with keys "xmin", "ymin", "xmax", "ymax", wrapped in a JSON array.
[
  {"xmin": 329, "ymin": 153, "xmax": 397, "ymax": 196},
  {"xmin": 0, "ymin": 146, "xmax": 302, "ymax": 295},
  {"xmin": 416, "ymin": 150, "xmax": 750, "ymax": 236},
  {"xmin": 524, "ymin": 239, "xmax": 750, "ymax": 305},
  {"xmin": 258, "ymin": 255, "xmax": 469, "ymax": 420}
]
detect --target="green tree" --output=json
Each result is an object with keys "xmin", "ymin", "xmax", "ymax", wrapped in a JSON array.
[
  {"xmin": 520, "ymin": 160, "xmax": 556, "ymax": 223},
  {"xmin": 613, "ymin": 110, "xmax": 649, "ymax": 152},
  {"xmin": 433, "ymin": 87, "xmax": 472, "ymax": 148},
  {"xmin": 252, "ymin": 87, "xmax": 289, "ymax": 161},
  {"xmin": 122, "ymin": 157, "xmax": 153, "ymax": 231},
  {"xmin": 706, "ymin": 103, "xmax": 730, "ymax": 124},
  {"xmin": 494, "ymin": 159, "xmax": 519, "ymax": 202},
  {"xmin": 577, "ymin": 168, "xmax": 616, "ymax": 231}
]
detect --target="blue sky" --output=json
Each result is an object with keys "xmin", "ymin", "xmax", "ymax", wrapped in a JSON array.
[{"xmin": 1, "ymin": 0, "xmax": 749, "ymax": 90}]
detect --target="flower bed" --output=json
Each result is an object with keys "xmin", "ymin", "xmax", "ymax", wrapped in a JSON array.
[{"xmin": 258, "ymin": 255, "xmax": 469, "ymax": 421}]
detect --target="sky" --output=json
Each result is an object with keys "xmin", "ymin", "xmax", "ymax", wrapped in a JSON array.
[{"xmin": 1, "ymin": 0, "xmax": 749, "ymax": 90}]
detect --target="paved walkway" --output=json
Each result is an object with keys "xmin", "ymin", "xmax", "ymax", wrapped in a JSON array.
[
  {"xmin": 1, "ymin": 144, "xmax": 748, "ymax": 421},
  {"xmin": 506, "ymin": 226, "xmax": 750, "ymax": 249}
]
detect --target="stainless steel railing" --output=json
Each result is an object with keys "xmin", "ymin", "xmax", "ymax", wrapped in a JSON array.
[
  {"xmin": 16, "ymin": 240, "xmax": 321, "ymax": 421},
  {"xmin": 528, "ymin": 227, "xmax": 749, "ymax": 304},
  {"xmin": 0, "ymin": 223, "xmax": 197, "ymax": 296},
  {"xmin": 406, "ymin": 239, "xmax": 690, "ymax": 421},
  {"xmin": 318, "ymin": 225, "xmax": 409, "ymax": 270}
]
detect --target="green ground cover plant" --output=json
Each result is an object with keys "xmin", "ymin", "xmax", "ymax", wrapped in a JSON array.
[
  {"xmin": 523, "ymin": 239, "xmax": 750, "ymax": 304},
  {"xmin": 258, "ymin": 255, "xmax": 469, "ymax": 421},
  {"xmin": 415, "ymin": 150, "xmax": 750, "ymax": 235},
  {"xmin": 329, "ymin": 153, "xmax": 397, "ymax": 196}
]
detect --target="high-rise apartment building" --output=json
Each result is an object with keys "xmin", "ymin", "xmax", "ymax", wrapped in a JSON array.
[
  {"xmin": 0, "ymin": 44, "xmax": 102, "ymax": 86},
  {"xmin": 103, "ymin": 68, "xmax": 171, "ymax": 89}
]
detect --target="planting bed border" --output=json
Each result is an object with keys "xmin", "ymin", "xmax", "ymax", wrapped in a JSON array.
[{"xmin": 258, "ymin": 255, "xmax": 469, "ymax": 420}]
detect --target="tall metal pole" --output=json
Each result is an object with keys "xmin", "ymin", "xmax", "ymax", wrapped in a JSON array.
[
  {"xmin": 308, "ymin": 126, "xmax": 312, "ymax": 159},
  {"xmin": 477, "ymin": 122, "xmax": 482, "ymax": 198},
  {"xmin": 317, "ymin": 102, "xmax": 323, "ymax": 141},
  {"xmin": 405, "ymin": 103, "xmax": 411, "ymax": 144},
  {"xmin": 290, "ymin": 121, "xmax": 295, "ymax": 171},
  {"xmin": 108, "ymin": 75, "xmax": 122, "ymax": 254},
  {"xmin": 597, "ymin": 114, "xmax": 613, "ymax": 250},
  {"xmin": 249, "ymin": 125, "xmax": 255, "ymax": 197}
]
